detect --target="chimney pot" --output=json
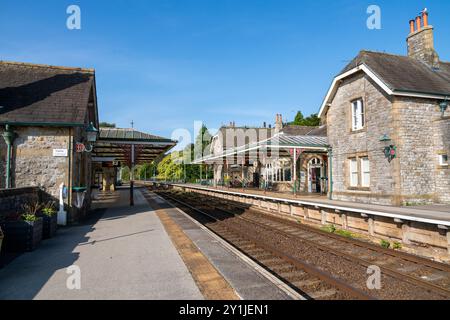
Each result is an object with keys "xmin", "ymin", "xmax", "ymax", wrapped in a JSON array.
[
  {"xmin": 422, "ymin": 11, "xmax": 429, "ymax": 27},
  {"xmin": 415, "ymin": 16, "xmax": 422, "ymax": 31},
  {"xmin": 409, "ymin": 19, "xmax": 415, "ymax": 33}
]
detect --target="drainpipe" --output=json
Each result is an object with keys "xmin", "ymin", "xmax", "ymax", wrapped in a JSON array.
[
  {"xmin": 328, "ymin": 148, "xmax": 333, "ymax": 200},
  {"xmin": 2, "ymin": 125, "xmax": 16, "ymax": 189}
]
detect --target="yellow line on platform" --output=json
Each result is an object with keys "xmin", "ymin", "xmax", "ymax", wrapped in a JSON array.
[{"xmin": 147, "ymin": 195, "xmax": 240, "ymax": 300}]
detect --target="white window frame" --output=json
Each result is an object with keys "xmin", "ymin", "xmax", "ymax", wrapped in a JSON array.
[
  {"xmin": 349, "ymin": 158, "xmax": 358, "ymax": 187},
  {"xmin": 360, "ymin": 157, "xmax": 370, "ymax": 187},
  {"xmin": 351, "ymin": 99, "xmax": 365, "ymax": 131},
  {"xmin": 439, "ymin": 154, "xmax": 448, "ymax": 166}
]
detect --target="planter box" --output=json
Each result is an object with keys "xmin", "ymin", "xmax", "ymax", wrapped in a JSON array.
[
  {"xmin": 0, "ymin": 218, "xmax": 43, "ymax": 252},
  {"xmin": 41, "ymin": 214, "xmax": 57, "ymax": 239},
  {"xmin": 0, "ymin": 227, "xmax": 4, "ymax": 255}
]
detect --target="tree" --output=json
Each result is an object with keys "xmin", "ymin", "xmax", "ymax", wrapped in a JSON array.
[
  {"xmin": 194, "ymin": 125, "xmax": 212, "ymax": 160},
  {"xmin": 291, "ymin": 111, "xmax": 320, "ymax": 127},
  {"xmin": 99, "ymin": 122, "xmax": 116, "ymax": 128}
]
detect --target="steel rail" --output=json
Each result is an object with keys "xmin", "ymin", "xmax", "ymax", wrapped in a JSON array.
[
  {"xmin": 158, "ymin": 192, "xmax": 375, "ymax": 300},
  {"xmin": 190, "ymin": 192, "xmax": 450, "ymax": 273},
  {"xmin": 177, "ymin": 193, "xmax": 450, "ymax": 298}
]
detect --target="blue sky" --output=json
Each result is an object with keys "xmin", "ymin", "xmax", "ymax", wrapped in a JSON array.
[{"xmin": 1, "ymin": 0, "xmax": 449, "ymax": 149}]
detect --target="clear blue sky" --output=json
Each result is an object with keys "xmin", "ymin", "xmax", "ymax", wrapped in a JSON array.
[{"xmin": 1, "ymin": 0, "xmax": 449, "ymax": 148}]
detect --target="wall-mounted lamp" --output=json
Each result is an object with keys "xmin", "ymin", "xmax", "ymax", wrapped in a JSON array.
[
  {"xmin": 439, "ymin": 98, "xmax": 448, "ymax": 117},
  {"xmin": 380, "ymin": 134, "xmax": 396, "ymax": 163},
  {"xmin": 76, "ymin": 122, "xmax": 98, "ymax": 153}
]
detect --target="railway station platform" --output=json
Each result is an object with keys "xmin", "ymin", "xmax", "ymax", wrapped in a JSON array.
[
  {"xmin": 151, "ymin": 183, "xmax": 450, "ymax": 261},
  {"xmin": 0, "ymin": 187, "xmax": 296, "ymax": 300},
  {"xmin": 162, "ymin": 183, "xmax": 450, "ymax": 225}
]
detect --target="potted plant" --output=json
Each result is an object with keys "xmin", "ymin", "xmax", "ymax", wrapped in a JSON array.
[
  {"xmin": 38, "ymin": 202, "xmax": 58, "ymax": 239},
  {"xmin": 0, "ymin": 201, "xmax": 43, "ymax": 252}
]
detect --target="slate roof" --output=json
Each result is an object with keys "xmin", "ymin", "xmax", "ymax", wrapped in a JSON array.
[
  {"xmin": 281, "ymin": 125, "xmax": 327, "ymax": 137},
  {"xmin": 340, "ymin": 51, "xmax": 450, "ymax": 96},
  {"xmin": 265, "ymin": 134, "xmax": 329, "ymax": 148},
  {"xmin": 0, "ymin": 61, "xmax": 96, "ymax": 125},
  {"xmin": 99, "ymin": 128, "xmax": 175, "ymax": 143}
]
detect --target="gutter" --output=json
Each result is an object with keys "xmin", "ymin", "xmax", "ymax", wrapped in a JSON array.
[
  {"xmin": 2, "ymin": 125, "xmax": 16, "ymax": 188},
  {"xmin": 0, "ymin": 122, "xmax": 85, "ymax": 127}
]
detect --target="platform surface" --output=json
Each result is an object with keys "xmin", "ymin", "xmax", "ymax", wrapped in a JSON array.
[
  {"xmin": 163, "ymin": 183, "xmax": 450, "ymax": 226},
  {"xmin": 0, "ymin": 189, "xmax": 203, "ymax": 300}
]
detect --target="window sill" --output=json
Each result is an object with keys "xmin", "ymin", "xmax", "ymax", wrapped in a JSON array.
[
  {"xmin": 347, "ymin": 186, "xmax": 371, "ymax": 192},
  {"xmin": 437, "ymin": 165, "xmax": 449, "ymax": 169},
  {"xmin": 349, "ymin": 128, "xmax": 366, "ymax": 134}
]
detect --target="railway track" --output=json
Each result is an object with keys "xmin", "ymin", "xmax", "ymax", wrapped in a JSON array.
[
  {"xmin": 155, "ymin": 189, "xmax": 450, "ymax": 300},
  {"xmin": 152, "ymin": 190, "xmax": 372, "ymax": 300}
]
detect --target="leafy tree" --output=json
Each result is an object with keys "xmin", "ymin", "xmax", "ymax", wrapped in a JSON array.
[
  {"xmin": 291, "ymin": 111, "xmax": 320, "ymax": 127},
  {"xmin": 194, "ymin": 125, "xmax": 212, "ymax": 160}
]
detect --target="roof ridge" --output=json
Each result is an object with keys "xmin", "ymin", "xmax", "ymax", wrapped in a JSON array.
[
  {"xmin": 0, "ymin": 60, "xmax": 95, "ymax": 73},
  {"xmin": 359, "ymin": 50, "xmax": 449, "ymax": 64}
]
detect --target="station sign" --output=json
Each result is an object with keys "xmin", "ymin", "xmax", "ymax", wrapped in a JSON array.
[{"xmin": 53, "ymin": 149, "xmax": 68, "ymax": 157}]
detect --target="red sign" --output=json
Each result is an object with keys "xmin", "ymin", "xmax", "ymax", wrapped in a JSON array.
[{"xmin": 75, "ymin": 143, "xmax": 85, "ymax": 153}]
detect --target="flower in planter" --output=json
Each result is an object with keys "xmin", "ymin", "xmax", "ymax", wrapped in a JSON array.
[
  {"xmin": 21, "ymin": 214, "xmax": 38, "ymax": 222},
  {"xmin": 41, "ymin": 202, "xmax": 57, "ymax": 217},
  {"xmin": 21, "ymin": 201, "xmax": 43, "ymax": 223}
]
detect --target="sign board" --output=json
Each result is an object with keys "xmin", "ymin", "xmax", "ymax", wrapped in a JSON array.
[{"xmin": 53, "ymin": 149, "xmax": 68, "ymax": 157}]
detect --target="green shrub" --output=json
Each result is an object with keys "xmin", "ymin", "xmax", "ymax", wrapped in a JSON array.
[
  {"xmin": 21, "ymin": 214, "xmax": 38, "ymax": 222},
  {"xmin": 41, "ymin": 202, "xmax": 57, "ymax": 217},
  {"xmin": 21, "ymin": 201, "xmax": 42, "ymax": 223},
  {"xmin": 393, "ymin": 242, "xmax": 402, "ymax": 250},
  {"xmin": 321, "ymin": 224, "xmax": 336, "ymax": 233},
  {"xmin": 380, "ymin": 239, "xmax": 391, "ymax": 249},
  {"xmin": 335, "ymin": 229, "xmax": 354, "ymax": 238}
]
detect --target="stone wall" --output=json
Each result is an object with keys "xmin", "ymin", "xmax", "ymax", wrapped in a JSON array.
[
  {"xmin": 394, "ymin": 97, "xmax": 448, "ymax": 204},
  {"xmin": 9, "ymin": 127, "xmax": 70, "ymax": 199},
  {"xmin": 433, "ymin": 116, "xmax": 450, "ymax": 202},
  {"xmin": 326, "ymin": 72, "xmax": 450, "ymax": 205},
  {"xmin": 0, "ymin": 125, "xmax": 94, "ymax": 223},
  {"xmin": 327, "ymin": 72, "xmax": 397, "ymax": 205},
  {"xmin": 0, "ymin": 187, "xmax": 41, "ymax": 220}
]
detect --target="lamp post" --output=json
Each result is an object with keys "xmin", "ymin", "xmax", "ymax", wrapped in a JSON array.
[
  {"xmin": 2, "ymin": 125, "xmax": 16, "ymax": 189},
  {"xmin": 439, "ymin": 99, "xmax": 448, "ymax": 117}
]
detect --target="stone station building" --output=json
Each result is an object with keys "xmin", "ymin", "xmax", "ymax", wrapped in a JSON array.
[
  {"xmin": 319, "ymin": 11, "xmax": 450, "ymax": 205},
  {"xmin": 0, "ymin": 61, "xmax": 99, "ymax": 222}
]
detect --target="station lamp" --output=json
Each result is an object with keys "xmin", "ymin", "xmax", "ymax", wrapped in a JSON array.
[
  {"xmin": 380, "ymin": 134, "xmax": 396, "ymax": 163},
  {"xmin": 86, "ymin": 122, "xmax": 99, "ymax": 143},
  {"xmin": 439, "ymin": 99, "xmax": 448, "ymax": 117}
]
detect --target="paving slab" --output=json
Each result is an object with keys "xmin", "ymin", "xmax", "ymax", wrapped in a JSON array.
[{"xmin": 0, "ymin": 189, "xmax": 203, "ymax": 300}]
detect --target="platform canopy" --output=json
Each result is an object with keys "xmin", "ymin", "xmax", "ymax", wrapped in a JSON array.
[
  {"xmin": 193, "ymin": 133, "xmax": 329, "ymax": 164},
  {"xmin": 92, "ymin": 128, "xmax": 176, "ymax": 165}
]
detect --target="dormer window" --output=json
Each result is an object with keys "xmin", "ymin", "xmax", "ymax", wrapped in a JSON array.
[{"xmin": 351, "ymin": 99, "xmax": 365, "ymax": 131}]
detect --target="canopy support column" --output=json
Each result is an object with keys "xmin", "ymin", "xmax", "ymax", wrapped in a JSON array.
[{"xmin": 130, "ymin": 144, "xmax": 135, "ymax": 206}]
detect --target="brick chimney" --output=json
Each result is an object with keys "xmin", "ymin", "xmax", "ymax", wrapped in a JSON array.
[{"xmin": 407, "ymin": 9, "xmax": 439, "ymax": 67}]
